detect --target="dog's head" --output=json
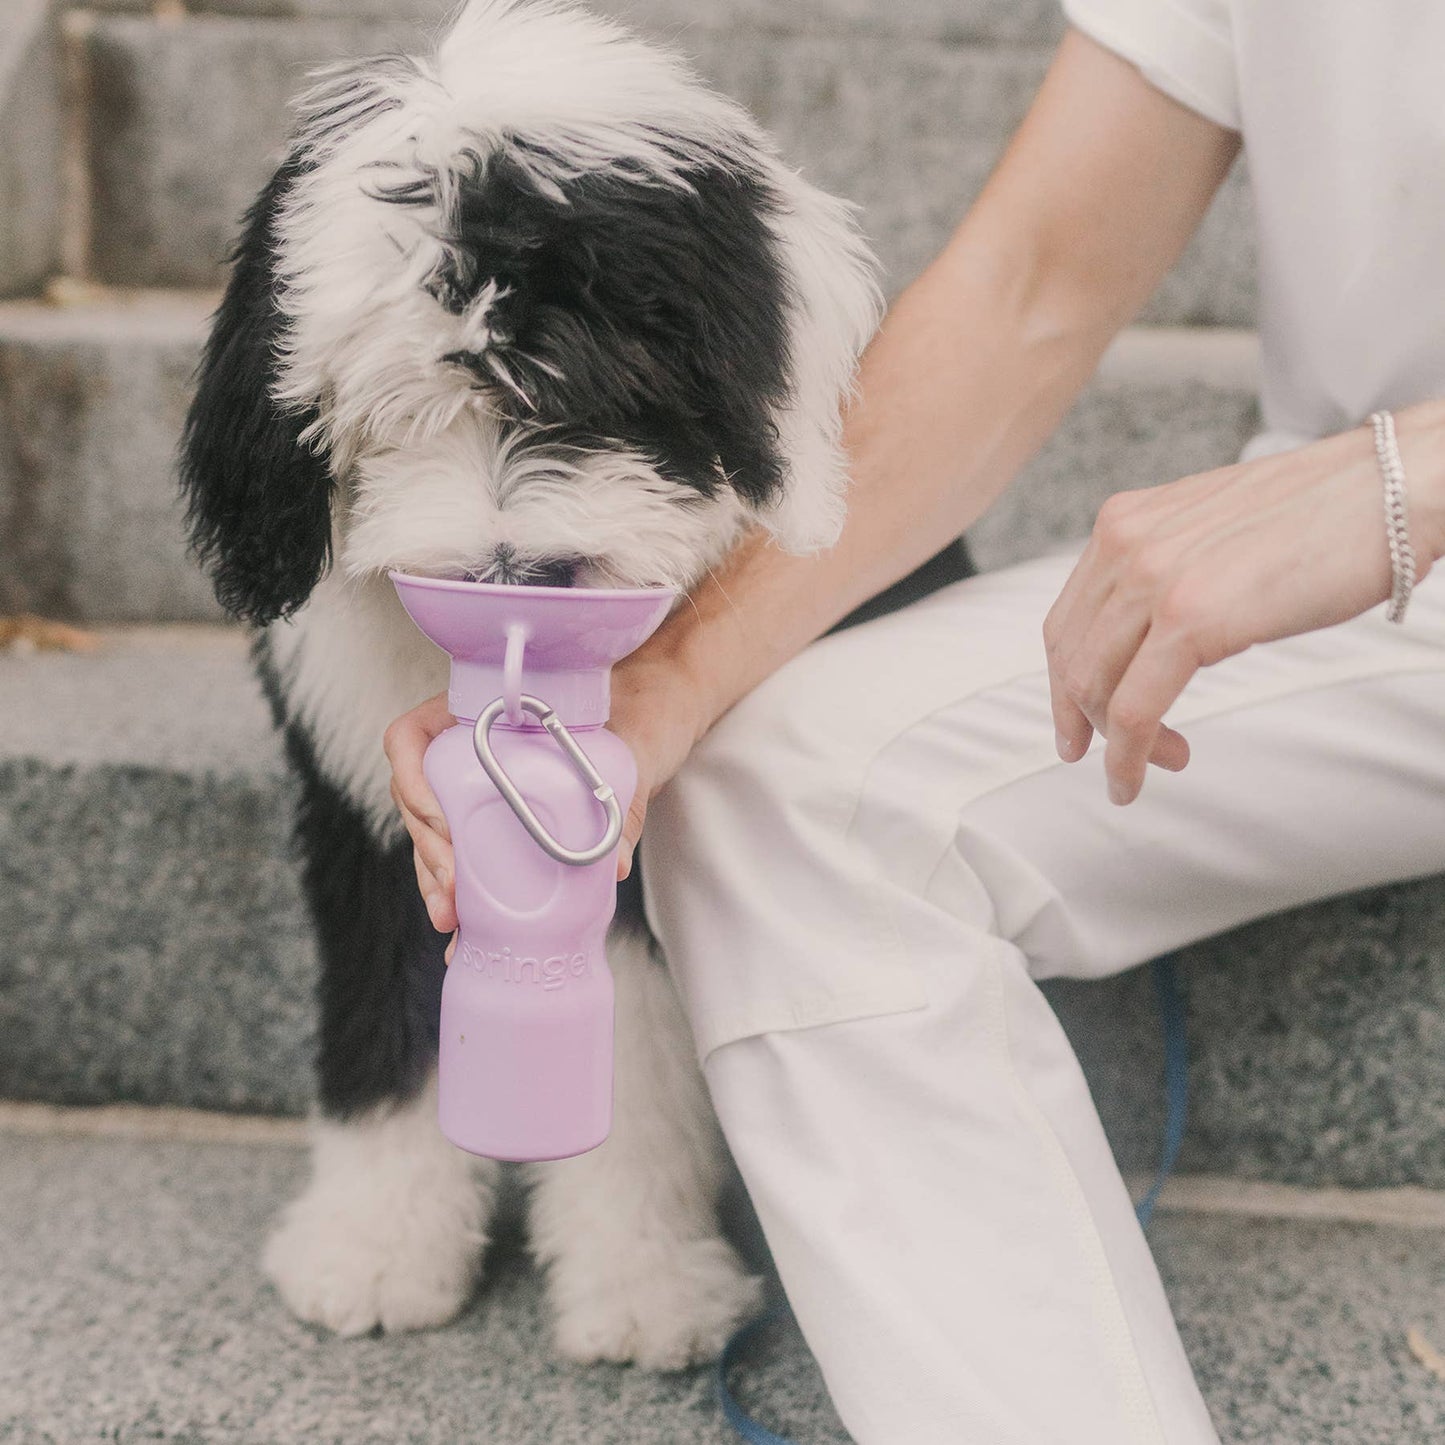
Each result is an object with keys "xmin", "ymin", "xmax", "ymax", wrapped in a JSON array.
[{"xmin": 180, "ymin": 0, "xmax": 880, "ymax": 624}]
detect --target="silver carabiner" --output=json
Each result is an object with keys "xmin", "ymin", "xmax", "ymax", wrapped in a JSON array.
[{"xmin": 472, "ymin": 695, "xmax": 624, "ymax": 867}]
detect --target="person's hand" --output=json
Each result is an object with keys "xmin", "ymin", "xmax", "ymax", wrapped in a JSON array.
[
  {"xmin": 384, "ymin": 692, "xmax": 459, "ymax": 950},
  {"xmin": 1044, "ymin": 404, "xmax": 1445, "ymax": 805},
  {"xmin": 383, "ymin": 638, "xmax": 710, "ymax": 950}
]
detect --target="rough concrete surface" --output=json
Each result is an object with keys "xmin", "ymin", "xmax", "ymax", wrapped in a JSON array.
[
  {"xmin": 0, "ymin": 307, "xmax": 1259, "ymax": 624},
  {"xmin": 82, "ymin": 15, "xmax": 424, "ymax": 286},
  {"xmin": 182, "ymin": 0, "xmax": 1064, "ymax": 43},
  {"xmin": 1050, "ymin": 873, "xmax": 1445, "ymax": 1191},
  {"xmin": 0, "ymin": 628, "xmax": 315, "ymax": 1116},
  {"xmin": 73, "ymin": 10, "xmax": 1256, "ymax": 318},
  {"xmin": 3, "ymin": 1131, "xmax": 1445, "ymax": 1443},
  {"xmin": 971, "ymin": 328, "xmax": 1262, "ymax": 571},
  {"xmin": 0, "ymin": 0, "xmax": 64, "ymax": 297},
  {"xmin": 0, "ymin": 293, "xmax": 223, "ymax": 622}
]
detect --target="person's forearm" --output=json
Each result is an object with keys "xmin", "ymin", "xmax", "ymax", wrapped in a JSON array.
[
  {"xmin": 632, "ymin": 31, "xmax": 1241, "ymax": 742},
  {"xmin": 660, "ymin": 235, "xmax": 1111, "ymax": 730}
]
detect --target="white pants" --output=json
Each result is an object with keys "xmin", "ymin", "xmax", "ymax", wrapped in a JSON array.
[{"xmin": 640, "ymin": 548, "xmax": 1445, "ymax": 1445}]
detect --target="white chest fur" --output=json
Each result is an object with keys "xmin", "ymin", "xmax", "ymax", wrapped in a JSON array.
[{"xmin": 265, "ymin": 569, "xmax": 449, "ymax": 842}]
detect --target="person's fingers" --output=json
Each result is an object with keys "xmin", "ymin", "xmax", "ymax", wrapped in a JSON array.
[
  {"xmin": 412, "ymin": 843, "xmax": 438, "ymax": 903},
  {"xmin": 444, "ymin": 931, "xmax": 457, "ymax": 965},
  {"xmin": 1049, "ymin": 686, "xmax": 1187, "ymax": 772},
  {"xmin": 1049, "ymin": 599, "xmax": 1141, "ymax": 762},
  {"xmin": 402, "ymin": 794, "xmax": 455, "ymax": 895},
  {"xmin": 1047, "ymin": 674, "xmax": 1095, "ymax": 763},
  {"xmin": 412, "ymin": 840, "xmax": 458, "ymax": 933},
  {"xmin": 1054, "ymin": 575, "xmax": 1163, "ymax": 757},
  {"xmin": 1044, "ymin": 595, "xmax": 1096, "ymax": 761},
  {"xmin": 1102, "ymin": 628, "xmax": 1200, "ymax": 804},
  {"xmin": 1147, "ymin": 724, "xmax": 1191, "ymax": 773},
  {"xmin": 1045, "ymin": 520, "xmax": 1111, "ymax": 643},
  {"xmin": 383, "ymin": 694, "xmax": 455, "ymax": 842},
  {"xmin": 1045, "ymin": 570, "xmax": 1198, "ymax": 779},
  {"xmin": 383, "ymin": 693, "xmax": 459, "ymax": 932},
  {"xmin": 1047, "ymin": 492, "xmax": 1194, "ymax": 767},
  {"xmin": 1043, "ymin": 532, "xmax": 1123, "ymax": 761},
  {"xmin": 617, "ymin": 790, "xmax": 649, "ymax": 882},
  {"xmin": 394, "ymin": 781, "xmax": 457, "ymax": 931}
]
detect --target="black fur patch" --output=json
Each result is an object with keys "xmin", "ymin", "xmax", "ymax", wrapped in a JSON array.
[
  {"xmin": 383, "ymin": 146, "xmax": 794, "ymax": 505},
  {"xmin": 179, "ymin": 153, "xmax": 335, "ymax": 627},
  {"xmin": 832, "ymin": 539, "xmax": 976, "ymax": 632},
  {"xmin": 255, "ymin": 637, "xmax": 446, "ymax": 1118}
]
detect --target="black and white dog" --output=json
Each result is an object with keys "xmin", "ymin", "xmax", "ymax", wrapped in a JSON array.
[{"xmin": 180, "ymin": 0, "xmax": 883, "ymax": 1367}]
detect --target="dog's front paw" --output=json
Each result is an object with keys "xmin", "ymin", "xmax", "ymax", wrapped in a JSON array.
[
  {"xmin": 262, "ymin": 1178, "xmax": 484, "ymax": 1337},
  {"xmin": 550, "ymin": 1236, "xmax": 763, "ymax": 1371}
]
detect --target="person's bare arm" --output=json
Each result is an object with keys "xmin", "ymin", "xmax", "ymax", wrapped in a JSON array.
[
  {"xmin": 388, "ymin": 29, "xmax": 1241, "ymax": 923},
  {"xmin": 670, "ymin": 33, "xmax": 1237, "ymax": 676}
]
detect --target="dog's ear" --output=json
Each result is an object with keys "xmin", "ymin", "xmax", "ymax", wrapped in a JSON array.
[{"xmin": 180, "ymin": 152, "xmax": 335, "ymax": 626}]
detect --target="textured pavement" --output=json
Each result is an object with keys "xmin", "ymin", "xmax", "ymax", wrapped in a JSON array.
[{"xmin": 3, "ymin": 1129, "xmax": 1445, "ymax": 1443}]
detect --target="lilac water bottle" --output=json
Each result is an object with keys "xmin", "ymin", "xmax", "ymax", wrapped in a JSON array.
[{"xmin": 391, "ymin": 571, "xmax": 674, "ymax": 1161}]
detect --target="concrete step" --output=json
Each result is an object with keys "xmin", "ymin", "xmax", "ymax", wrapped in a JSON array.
[
  {"xmin": 0, "ymin": 626, "xmax": 313, "ymax": 1115},
  {"xmin": 970, "ymin": 325, "xmax": 1262, "ymax": 570},
  {"xmin": 4, "ymin": 625, "xmax": 1445, "ymax": 1189},
  {"xmin": 0, "ymin": 0, "xmax": 64, "ymax": 297},
  {"xmin": 73, "ymin": 12, "xmax": 422, "ymax": 290},
  {"xmin": 67, "ymin": 9, "xmax": 1254, "ymax": 319},
  {"xmin": 91, "ymin": 0, "xmax": 1066, "ymax": 43},
  {"xmin": 0, "ymin": 294, "xmax": 1257, "ymax": 623},
  {"xmin": 0, "ymin": 290, "xmax": 222, "ymax": 622},
  {"xmin": 3, "ymin": 1116, "xmax": 1445, "ymax": 1442}
]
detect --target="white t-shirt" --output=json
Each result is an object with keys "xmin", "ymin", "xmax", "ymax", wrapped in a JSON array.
[{"xmin": 1063, "ymin": 0, "xmax": 1445, "ymax": 460}]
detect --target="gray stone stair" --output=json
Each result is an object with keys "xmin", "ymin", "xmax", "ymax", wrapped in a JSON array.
[
  {"xmin": 62, "ymin": 5, "xmax": 1253, "ymax": 316},
  {"xmin": 3, "ymin": 1120, "xmax": 1445, "ymax": 1443},
  {"xmin": 1, "ymin": 0, "xmax": 1436, "ymax": 1201},
  {"xmin": 0, "ymin": 626, "xmax": 312, "ymax": 1115},
  {"xmin": 4, "ymin": 8, "xmax": 1439, "ymax": 1444},
  {"xmin": 0, "ymin": 291, "xmax": 219, "ymax": 623},
  {"xmin": 168, "ymin": 0, "xmax": 1066, "ymax": 37},
  {"xmin": 971, "ymin": 325, "xmax": 1261, "ymax": 570},
  {"xmin": 76, "ymin": 12, "xmax": 421, "ymax": 287},
  {"xmin": 1, "ymin": 0, "xmax": 65, "ymax": 298},
  {"xmin": 0, "ymin": 0, "xmax": 1259, "ymax": 621},
  {"xmin": 4, "ymin": 623, "xmax": 1444, "ymax": 1190},
  {"xmin": 0, "ymin": 296, "xmax": 1257, "ymax": 623}
]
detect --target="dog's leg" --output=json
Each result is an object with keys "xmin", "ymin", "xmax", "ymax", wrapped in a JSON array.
[
  {"xmin": 525, "ymin": 924, "xmax": 762, "ymax": 1369},
  {"xmin": 261, "ymin": 715, "xmax": 500, "ymax": 1336},
  {"xmin": 264, "ymin": 1076, "xmax": 499, "ymax": 1336}
]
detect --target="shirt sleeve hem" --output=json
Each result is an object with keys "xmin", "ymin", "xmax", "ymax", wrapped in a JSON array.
[{"xmin": 1062, "ymin": 0, "xmax": 1242, "ymax": 132}]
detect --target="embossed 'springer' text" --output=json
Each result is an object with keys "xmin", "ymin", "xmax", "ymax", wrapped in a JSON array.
[{"xmin": 456, "ymin": 941, "xmax": 592, "ymax": 990}]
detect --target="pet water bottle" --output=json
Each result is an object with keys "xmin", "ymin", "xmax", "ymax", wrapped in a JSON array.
[{"xmin": 391, "ymin": 571, "xmax": 675, "ymax": 1161}]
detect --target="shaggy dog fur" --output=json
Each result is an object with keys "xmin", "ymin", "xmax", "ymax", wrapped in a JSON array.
[{"xmin": 180, "ymin": 0, "xmax": 940, "ymax": 1365}]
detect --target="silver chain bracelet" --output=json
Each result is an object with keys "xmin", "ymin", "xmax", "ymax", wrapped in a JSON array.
[{"xmin": 1369, "ymin": 410, "xmax": 1417, "ymax": 624}]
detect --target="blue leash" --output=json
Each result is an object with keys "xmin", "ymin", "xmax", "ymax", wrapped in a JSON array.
[
  {"xmin": 718, "ymin": 1307, "xmax": 797, "ymax": 1445},
  {"xmin": 1135, "ymin": 954, "xmax": 1190, "ymax": 1229},
  {"xmin": 717, "ymin": 954, "xmax": 1190, "ymax": 1443}
]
